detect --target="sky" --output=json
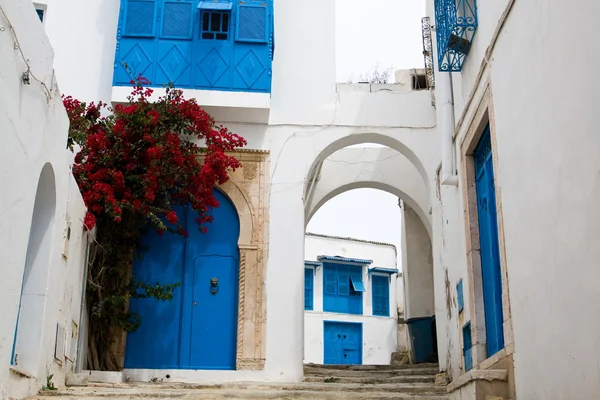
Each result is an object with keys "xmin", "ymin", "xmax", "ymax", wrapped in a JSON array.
[{"xmin": 306, "ymin": 0, "xmax": 426, "ymax": 262}]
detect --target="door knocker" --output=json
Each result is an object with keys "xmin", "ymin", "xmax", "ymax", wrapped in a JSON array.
[{"xmin": 210, "ymin": 277, "xmax": 219, "ymax": 294}]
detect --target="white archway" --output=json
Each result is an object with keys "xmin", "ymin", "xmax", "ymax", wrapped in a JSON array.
[{"xmin": 12, "ymin": 163, "xmax": 57, "ymax": 376}]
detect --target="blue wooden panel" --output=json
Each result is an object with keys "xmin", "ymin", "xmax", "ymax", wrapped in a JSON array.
[
  {"xmin": 474, "ymin": 126, "xmax": 504, "ymax": 357},
  {"xmin": 324, "ymin": 322, "xmax": 362, "ymax": 365},
  {"xmin": 114, "ymin": 38, "xmax": 156, "ymax": 84},
  {"xmin": 125, "ymin": 188, "xmax": 239, "ymax": 370},
  {"xmin": 160, "ymin": 0, "xmax": 194, "ymax": 39},
  {"xmin": 372, "ymin": 275, "xmax": 389, "ymax": 317},
  {"xmin": 304, "ymin": 268, "xmax": 314, "ymax": 311},
  {"xmin": 463, "ymin": 322, "xmax": 473, "ymax": 371},
  {"xmin": 322, "ymin": 263, "xmax": 362, "ymax": 315},
  {"xmin": 235, "ymin": 3, "xmax": 268, "ymax": 43},
  {"xmin": 195, "ymin": 43, "xmax": 233, "ymax": 89},
  {"xmin": 123, "ymin": 0, "xmax": 157, "ymax": 37},
  {"xmin": 457, "ymin": 279, "xmax": 464, "ymax": 312},
  {"xmin": 232, "ymin": 45, "xmax": 271, "ymax": 92},
  {"xmin": 125, "ymin": 205, "xmax": 187, "ymax": 369},
  {"xmin": 155, "ymin": 41, "xmax": 193, "ymax": 87}
]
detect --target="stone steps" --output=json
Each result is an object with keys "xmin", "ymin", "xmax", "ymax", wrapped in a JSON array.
[
  {"xmin": 304, "ymin": 366, "xmax": 439, "ymax": 377},
  {"xmin": 303, "ymin": 374, "xmax": 435, "ymax": 384}
]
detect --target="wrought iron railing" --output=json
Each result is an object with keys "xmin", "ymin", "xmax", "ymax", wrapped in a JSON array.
[{"xmin": 434, "ymin": 0, "xmax": 478, "ymax": 72}]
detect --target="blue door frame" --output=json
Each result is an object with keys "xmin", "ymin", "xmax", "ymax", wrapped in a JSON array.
[
  {"xmin": 323, "ymin": 321, "xmax": 362, "ymax": 365},
  {"xmin": 474, "ymin": 126, "xmax": 504, "ymax": 357},
  {"xmin": 125, "ymin": 188, "xmax": 239, "ymax": 370}
]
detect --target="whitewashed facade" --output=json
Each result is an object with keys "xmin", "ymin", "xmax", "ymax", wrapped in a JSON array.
[{"xmin": 303, "ymin": 233, "xmax": 402, "ymax": 365}]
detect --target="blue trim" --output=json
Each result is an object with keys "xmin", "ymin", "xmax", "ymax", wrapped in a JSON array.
[
  {"xmin": 457, "ymin": 279, "xmax": 464, "ymax": 312},
  {"xmin": 368, "ymin": 267, "xmax": 398, "ymax": 276},
  {"xmin": 304, "ymin": 268, "xmax": 314, "ymax": 311},
  {"xmin": 317, "ymin": 255, "xmax": 373, "ymax": 265},
  {"xmin": 304, "ymin": 260, "xmax": 322, "ymax": 267},
  {"xmin": 350, "ymin": 277, "xmax": 365, "ymax": 292},
  {"xmin": 198, "ymin": 1, "xmax": 232, "ymax": 10}
]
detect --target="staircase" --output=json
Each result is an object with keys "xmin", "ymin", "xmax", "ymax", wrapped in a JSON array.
[{"xmin": 29, "ymin": 364, "xmax": 447, "ymax": 400}]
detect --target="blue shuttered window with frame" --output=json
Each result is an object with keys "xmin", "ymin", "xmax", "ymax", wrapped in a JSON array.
[
  {"xmin": 323, "ymin": 263, "xmax": 363, "ymax": 315},
  {"xmin": 114, "ymin": 0, "xmax": 273, "ymax": 93},
  {"xmin": 371, "ymin": 275, "xmax": 389, "ymax": 317},
  {"xmin": 304, "ymin": 268, "xmax": 314, "ymax": 311}
]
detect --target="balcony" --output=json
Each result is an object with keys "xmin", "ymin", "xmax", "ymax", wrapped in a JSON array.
[
  {"xmin": 112, "ymin": 0, "xmax": 273, "ymax": 122},
  {"xmin": 434, "ymin": 0, "xmax": 478, "ymax": 72}
]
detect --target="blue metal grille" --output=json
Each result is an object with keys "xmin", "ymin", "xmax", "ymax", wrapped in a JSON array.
[
  {"xmin": 434, "ymin": 0, "xmax": 478, "ymax": 71},
  {"xmin": 162, "ymin": 1, "xmax": 193, "ymax": 38},
  {"xmin": 236, "ymin": 5, "xmax": 267, "ymax": 42},
  {"xmin": 125, "ymin": 0, "xmax": 156, "ymax": 36}
]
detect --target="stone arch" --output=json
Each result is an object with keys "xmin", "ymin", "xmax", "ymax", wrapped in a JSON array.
[
  {"xmin": 304, "ymin": 132, "xmax": 433, "ymax": 204},
  {"xmin": 12, "ymin": 162, "xmax": 57, "ymax": 376},
  {"xmin": 218, "ymin": 180, "xmax": 256, "ymax": 246}
]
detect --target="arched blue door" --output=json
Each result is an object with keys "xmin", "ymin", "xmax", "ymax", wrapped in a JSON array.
[{"xmin": 125, "ymin": 189, "xmax": 240, "ymax": 370}]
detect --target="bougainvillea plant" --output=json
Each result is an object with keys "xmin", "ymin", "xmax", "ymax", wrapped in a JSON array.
[{"xmin": 63, "ymin": 78, "xmax": 246, "ymax": 370}]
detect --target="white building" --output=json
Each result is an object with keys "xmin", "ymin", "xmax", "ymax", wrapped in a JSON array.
[
  {"xmin": 2, "ymin": 0, "xmax": 599, "ymax": 398},
  {"xmin": 303, "ymin": 233, "xmax": 403, "ymax": 366}
]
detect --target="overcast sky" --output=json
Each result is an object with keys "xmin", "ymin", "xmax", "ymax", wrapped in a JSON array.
[{"xmin": 306, "ymin": 0, "xmax": 426, "ymax": 264}]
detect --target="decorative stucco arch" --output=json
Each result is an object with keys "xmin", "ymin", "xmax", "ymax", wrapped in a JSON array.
[{"xmin": 216, "ymin": 150, "xmax": 270, "ymax": 371}]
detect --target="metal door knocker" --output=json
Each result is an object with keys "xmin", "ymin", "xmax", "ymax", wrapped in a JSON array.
[{"xmin": 210, "ymin": 277, "xmax": 219, "ymax": 294}]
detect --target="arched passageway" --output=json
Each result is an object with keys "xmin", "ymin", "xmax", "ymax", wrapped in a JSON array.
[{"xmin": 12, "ymin": 163, "xmax": 57, "ymax": 376}]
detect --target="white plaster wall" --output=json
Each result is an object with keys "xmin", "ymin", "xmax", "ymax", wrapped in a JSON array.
[
  {"xmin": 0, "ymin": 1, "xmax": 88, "ymax": 398},
  {"xmin": 304, "ymin": 234, "xmax": 399, "ymax": 365},
  {"xmin": 32, "ymin": 0, "xmax": 442, "ymax": 384},
  {"xmin": 428, "ymin": 0, "xmax": 600, "ymax": 398}
]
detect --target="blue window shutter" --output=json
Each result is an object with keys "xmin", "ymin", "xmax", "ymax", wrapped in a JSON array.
[
  {"xmin": 350, "ymin": 277, "xmax": 366, "ymax": 292},
  {"xmin": 463, "ymin": 322, "xmax": 473, "ymax": 371},
  {"xmin": 123, "ymin": 0, "xmax": 157, "ymax": 37},
  {"xmin": 36, "ymin": 9, "xmax": 44, "ymax": 22},
  {"xmin": 161, "ymin": 0, "xmax": 194, "ymax": 38},
  {"xmin": 457, "ymin": 279, "xmax": 464, "ymax": 312},
  {"xmin": 324, "ymin": 266, "xmax": 337, "ymax": 295},
  {"xmin": 304, "ymin": 268, "xmax": 314, "ymax": 311},
  {"xmin": 372, "ymin": 275, "xmax": 390, "ymax": 317},
  {"xmin": 337, "ymin": 270, "xmax": 350, "ymax": 296},
  {"xmin": 235, "ymin": 2, "xmax": 268, "ymax": 43}
]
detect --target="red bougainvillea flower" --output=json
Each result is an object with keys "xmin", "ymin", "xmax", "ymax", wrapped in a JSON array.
[{"xmin": 63, "ymin": 77, "xmax": 246, "ymax": 234}]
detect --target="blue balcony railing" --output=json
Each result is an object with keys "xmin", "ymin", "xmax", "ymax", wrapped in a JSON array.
[{"xmin": 434, "ymin": 0, "xmax": 478, "ymax": 72}]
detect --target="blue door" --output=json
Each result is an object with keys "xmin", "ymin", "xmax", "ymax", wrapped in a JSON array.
[
  {"xmin": 125, "ymin": 189, "xmax": 239, "ymax": 370},
  {"xmin": 474, "ymin": 126, "xmax": 504, "ymax": 357},
  {"xmin": 323, "ymin": 322, "xmax": 362, "ymax": 365}
]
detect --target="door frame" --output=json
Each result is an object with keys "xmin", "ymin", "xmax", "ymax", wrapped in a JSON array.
[
  {"xmin": 323, "ymin": 320, "xmax": 363, "ymax": 365},
  {"xmin": 458, "ymin": 84, "xmax": 513, "ymax": 368}
]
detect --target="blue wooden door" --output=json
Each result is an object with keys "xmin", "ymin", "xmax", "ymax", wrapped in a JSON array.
[
  {"xmin": 474, "ymin": 126, "xmax": 505, "ymax": 357},
  {"xmin": 125, "ymin": 189, "xmax": 239, "ymax": 370},
  {"xmin": 324, "ymin": 322, "xmax": 362, "ymax": 365}
]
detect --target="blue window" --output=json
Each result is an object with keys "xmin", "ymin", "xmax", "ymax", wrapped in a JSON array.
[
  {"xmin": 304, "ymin": 268, "xmax": 314, "ymax": 311},
  {"xmin": 323, "ymin": 263, "xmax": 363, "ymax": 315},
  {"xmin": 114, "ymin": 0, "xmax": 274, "ymax": 92},
  {"xmin": 200, "ymin": 10, "xmax": 230, "ymax": 40},
  {"xmin": 371, "ymin": 275, "xmax": 390, "ymax": 317},
  {"xmin": 35, "ymin": 8, "xmax": 44, "ymax": 22},
  {"xmin": 457, "ymin": 279, "xmax": 464, "ymax": 313},
  {"xmin": 463, "ymin": 322, "xmax": 473, "ymax": 371}
]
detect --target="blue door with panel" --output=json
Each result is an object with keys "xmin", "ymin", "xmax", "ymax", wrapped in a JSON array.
[
  {"xmin": 474, "ymin": 126, "xmax": 504, "ymax": 357},
  {"xmin": 125, "ymin": 188, "xmax": 239, "ymax": 370},
  {"xmin": 323, "ymin": 322, "xmax": 362, "ymax": 365}
]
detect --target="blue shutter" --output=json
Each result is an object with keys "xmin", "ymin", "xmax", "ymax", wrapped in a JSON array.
[
  {"xmin": 337, "ymin": 268, "xmax": 350, "ymax": 296},
  {"xmin": 36, "ymin": 9, "xmax": 44, "ymax": 22},
  {"xmin": 235, "ymin": 2, "xmax": 268, "ymax": 43},
  {"xmin": 123, "ymin": 0, "xmax": 157, "ymax": 37},
  {"xmin": 161, "ymin": 0, "xmax": 194, "ymax": 39},
  {"xmin": 463, "ymin": 322, "xmax": 473, "ymax": 371},
  {"xmin": 457, "ymin": 279, "xmax": 464, "ymax": 312},
  {"xmin": 372, "ymin": 275, "xmax": 389, "ymax": 317},
  {"xmin": 304, "ymin": 268, "xmax": 314, "ymax": 311}
]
